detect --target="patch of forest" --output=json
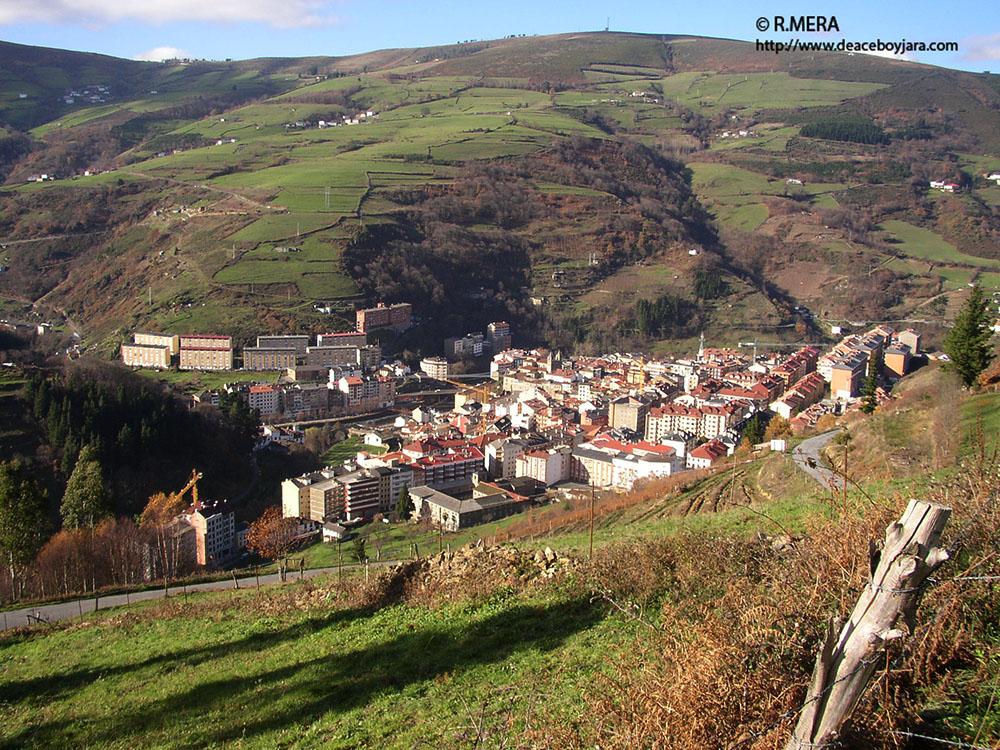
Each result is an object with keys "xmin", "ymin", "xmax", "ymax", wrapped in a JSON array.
[{"xmin": 16, "ymin": 360, "xmax": 257, "ymax": 518}]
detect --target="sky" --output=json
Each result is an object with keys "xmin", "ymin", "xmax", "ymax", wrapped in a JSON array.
[{"xmin": 1, "ymin": 0, "xmax": 999, "ymax": 73}]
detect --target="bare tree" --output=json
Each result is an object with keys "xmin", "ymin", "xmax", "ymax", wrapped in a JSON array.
[{"xmin": 247, "ymin": 507, "xmax": 298, "ymax": 582}]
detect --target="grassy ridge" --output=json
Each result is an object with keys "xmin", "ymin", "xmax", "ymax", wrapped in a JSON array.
[{"xmin": 5, "ymin": 32, "xmax": 1000, "ymax": 348}]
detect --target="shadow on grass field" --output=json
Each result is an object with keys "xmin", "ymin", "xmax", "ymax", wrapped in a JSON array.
[{"xmin": 0, "ymin": 593, "xmax": 601, "ymax": 749}]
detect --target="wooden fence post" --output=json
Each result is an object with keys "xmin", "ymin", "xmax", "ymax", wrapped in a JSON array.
[{"xmin": 785, "ymin": 499, "xmax": 952, "ymax": 750}]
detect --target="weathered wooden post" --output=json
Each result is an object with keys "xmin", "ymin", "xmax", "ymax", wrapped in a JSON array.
[{"xmin": 785, "ymin": 499, "xmax": 952, "ymax": 750}]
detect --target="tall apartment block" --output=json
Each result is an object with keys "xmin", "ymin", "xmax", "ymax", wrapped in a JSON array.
[
  {"xmin": 121, "ymin": 343, "xmax": 171, "ymax": 369},
  {"xmin": 121, "ymin": 331, "xmax": 179, "ymax": 369},
  {"xmin": 244, "ymin": 347, "xmax": 297, "ymax": 370},
  {"xmin": 255, "ymin": 334, "xmax": 310, "ymax": 355},
  {"xmin": 356, "ymin": 302, "xmax": 412, "ymax": 333},
  {"xmin": 179, "ymin": 335, "xmax": 233, "ymax": 371},
  {"xmin": 317, "ymin": 332, "xmax": 367, "ymax": 347}
]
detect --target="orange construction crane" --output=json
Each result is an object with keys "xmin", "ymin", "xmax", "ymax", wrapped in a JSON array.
[
  {"xmin": 177, "ymin": 469, "xmax": 203, "ymax": 507},
  {"xmin": 439, "ymin": 377, "xmax": 494, "ymax": 406}
]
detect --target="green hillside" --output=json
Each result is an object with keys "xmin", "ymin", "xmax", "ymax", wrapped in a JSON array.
[{"xmin": 1, "ymin": 32, "xmax": 999, "ymax": 354}]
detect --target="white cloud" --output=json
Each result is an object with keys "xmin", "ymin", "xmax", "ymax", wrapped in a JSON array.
[
  {"xmin": 963, "ymin": 33, "xmax": 1000, "ymax": 62},
  {"xmin": 0, "ymin": 0, "xmax": 342, "ymax": 29},
  {"xmin": 133, "ymin": 46, "xmax": 188, "ymax": 61},
  {"xmin": 861, "ymin": 48, "xmax": 919, "ymax": 63}
]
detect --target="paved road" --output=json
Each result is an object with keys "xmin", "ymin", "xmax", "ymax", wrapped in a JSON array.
[
  {"xmin": 791, "ymin": 430, "xmax": 845, "ymax": 492},
  {"xmin": 1, "ymin": 561, "xmax": 394, "ymax": 631}
]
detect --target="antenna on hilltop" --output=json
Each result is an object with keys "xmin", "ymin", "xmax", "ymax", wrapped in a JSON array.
[{"xmin": 605, "ymin": 17, "xmax": 610, "ymax": 32}]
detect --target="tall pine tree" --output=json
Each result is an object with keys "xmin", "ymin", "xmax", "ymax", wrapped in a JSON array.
[
  {"xmin": 0, "ymin": 461, "xmax": 48, "ymax": 599},
  {"xmin": 60, "ymin": 444, "xmax": 113, "ymax": 529},
  {"xmin": 395, "ymin": 484, "xmax": 413, "ymax": 522},
  {"xmin": 860, "ymin": 351, "xmax": 883, "ymax": 414},
  {"xmin": 943, "ymin": 285, "xmax": 994, "ymax": 387}
]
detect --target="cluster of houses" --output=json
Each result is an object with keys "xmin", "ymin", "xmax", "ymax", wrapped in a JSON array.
[
  {"xmin": 63, "ymin": 84, "xmax": 110, "ymax": 105},
  {"xmin": 416, "ymin": 323, "xmax": 514, "ymax": 380},
  {"xmin": 286, "ymin": 110, "xmax": 378, "ymax": 130},
  {"xmin": 278, "ymin": 324, "xmax": 922, "ymax": 536}
]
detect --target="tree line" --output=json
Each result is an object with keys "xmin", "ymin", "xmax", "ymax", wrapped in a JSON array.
[{"xmin": 800, "ymin": 120, "xmax": 890, "ymax": 145}]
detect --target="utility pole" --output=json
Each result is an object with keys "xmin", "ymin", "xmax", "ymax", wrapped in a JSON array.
[
  {"xmin": 589, "ymin": 481, "xmax": 595, "ymax": 558},
  {"xmin": 842, "ymin": 442, "xmax": 848, "ymax": 508}
]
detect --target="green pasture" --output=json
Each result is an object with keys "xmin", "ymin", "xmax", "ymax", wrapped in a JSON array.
[
  {"xmin": 812, "ymin": 192, "xmax": 840, "ymax": 208},
  {"xmin": 273, "ymin": 187, "xmax": 366, "ymax": 213},
  {"xmin": 296, "ymin": 273, "xmax": 361, "ymax": 299},
  {"xmin": 210, "ymin": 254, "xmax": 359, "ymax": 299},
  {"xmin": 214, "ymin": 259, "xmax": 341, "ymax": 284},
  {"xmin": 972, "ymin": 271, "xmax": 1000, "ymax": 290},
  {"xmin": 710, "ymin": 125, "xmax": 798, "ymax": 152},
  {"xmin": 240, "ymin": 236, "xmax": 347, "ymax": 261},
  {"xmin": 512, "ymin": 110, "xmax": 608, "ymax": 137},
  {"xmin": 712, "ymin": 202, "xmax": 769, "ymax": 231},
  {"xmin": 651, "ymin": 71, "xmax": 885, "ymax": 111},
  {"xmin": 880, "ymin": 220, "xmax": 1000, "ymax": 270},
  {"xmin": 134, "ymin": 368, "xmax": 281, "ymax": 392},
  {"xmin": 149, "ymin": 303, "xmax": 261, "ymax": 334},
  {"xmin": 930, "ymin": 267, "xmax": 974, "ymax": 290},
  {"xmin": 689, "ymin": 162, "xmax": 777, "ymax": 197},
  {"xmin": 321, "ymin": 435, "xmax": 387, "ymax": 465},
  {"xmin": 973, "ymin": 186, "xmax": 1000, "ymax": 207},
  {"xmin": 228, "ymin": 214, "xmax": 344, "ymax": 243},
  {"xmin": 957, "ymin": 152, "xmax": 1000, "ymax": 178},
  {"xmin": 0, "ymin": 572, "xmax": 617, "ymax": 750}
]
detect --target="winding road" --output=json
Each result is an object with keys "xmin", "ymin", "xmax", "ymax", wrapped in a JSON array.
[{"xmin": 791, "ymin": 429, "xmax": 845, "ymax": 493}]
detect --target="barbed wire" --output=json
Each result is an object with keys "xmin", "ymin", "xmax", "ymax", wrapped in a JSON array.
[{"xmin": 882, "ymin": 730, "xmax": 995, "ymax": 749}]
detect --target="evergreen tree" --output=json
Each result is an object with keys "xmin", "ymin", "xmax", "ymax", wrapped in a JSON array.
[
  {"xmin": 60, "ymin": 444, "xmax": 113, "ymax": 529},
  {"xmin": 860, "ymin": 351, "xmax": 883, "ymax": 414},
  {"xmin": 0, "ymin": 461, "xmax": 48, "ymax": 599},
  {"xmin": 352, "ymin": 536, "xmax": 367, "ymax": 563},
  {"xmin": 395, "ymin": 484, "xmax": 413, "ymax": 521},
  {"xmin": 943, "ymin": 285, "xmax": 995, "ymax": 387},
  {"xmin": 743, "ymin": 414, "xmax": 765, "ymax": 445}
]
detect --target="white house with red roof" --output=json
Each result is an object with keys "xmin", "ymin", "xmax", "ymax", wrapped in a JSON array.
[{"xmin": 686, "ymin": 439, "xmax": 729, "ymax": 470}]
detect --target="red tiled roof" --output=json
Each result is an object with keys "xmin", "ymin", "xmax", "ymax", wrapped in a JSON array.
[{"xmin": 690, "ymin": 440, "xmax": 727, "ymax": 460}]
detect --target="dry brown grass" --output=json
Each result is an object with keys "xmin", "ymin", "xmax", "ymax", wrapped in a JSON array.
[
  {"xmin": 536, "ymin": 440, "xmax": 1000, "ymax": 750},
  {"xmin": 490, "ymin": 470, "xmax": 718, "ymax": 544}
]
